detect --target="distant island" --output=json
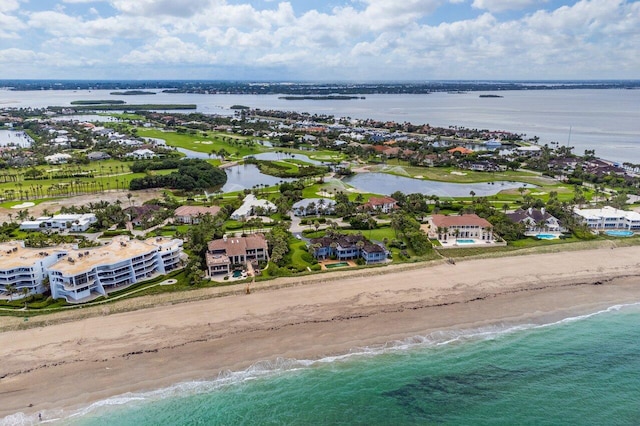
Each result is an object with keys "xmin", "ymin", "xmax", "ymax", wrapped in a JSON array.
[
  {"xmin": 110, "ymin": 90, "xmax": 156, "ymax": 95},
  {"xmin": 54, "ymin": 104, "xmax": 197, "ymax": 111},
  {"xmin": 230, "ymin": 105, "xmax": 250, "ymax": 110},
  {"xmin": 70, "ymin": 100, "xmax": 126, "ymax": 105},
  {"xmin": 278, "ymin": 95, "xmax": 365, "ymax": 100},
  {"xmin": 479, "ymin": 94, "xmax": 504, "ymax": 98}
]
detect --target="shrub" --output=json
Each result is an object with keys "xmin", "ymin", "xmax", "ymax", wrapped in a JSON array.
[{"xmin": 300, "ymin": 252, "xmax": 315, "ymax": 264}]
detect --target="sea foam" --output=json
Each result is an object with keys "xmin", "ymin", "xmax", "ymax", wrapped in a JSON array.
[{"xmin": 3, "ymin": 301, "xmax": 638, "ymax": 425}]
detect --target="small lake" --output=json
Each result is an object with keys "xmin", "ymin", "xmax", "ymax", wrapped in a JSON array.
[
  {"xmin": 146, "ymin": 137, "xmax": 216, "ymax": 159},
  {"xmin": 342, "ymin": 173, "xmax": 532, "ymax": 198},
  {"xmin": 221, "ymin": 164, "xmax": 295, "ymax": 193},
  {"xmin": 0, "ymin": 129, "xmax": 33, "ymax": 147},
  {"xmin": 246, "ymin": 152, "xmax": 323, "ymax": 165}
]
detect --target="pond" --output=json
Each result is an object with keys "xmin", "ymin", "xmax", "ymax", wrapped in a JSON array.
[
  {"xmin": 147, "ymin": 137, "xmax": 217, "ymax": 159},
  {"xmin": 221, "ymin": 164, "xmax": 295, "ymax": 193},
  {"xmin": 342, "ymin": 173, "xmax": 532, "ymax": 198},
  {"xmin": 246, "ymin": 152, "xmax": 324, "ymax": 165},
  {"xmin": 0, "ymin": 130, "xmax": 33, "ymax": 147}
]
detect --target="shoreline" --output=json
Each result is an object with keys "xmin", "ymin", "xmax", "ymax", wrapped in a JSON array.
[{"xmin": 1, "ymin": 245, "xmax": 640, "ymax": 420}]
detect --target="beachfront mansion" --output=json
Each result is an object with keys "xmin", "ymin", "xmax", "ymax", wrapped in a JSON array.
[{"xmin": 0, "ymin": 236, "xmax": 185, "ymax": 303}]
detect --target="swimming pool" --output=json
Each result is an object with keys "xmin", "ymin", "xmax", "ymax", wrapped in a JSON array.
[
  {"xmin": 605, "ymin": 230, "xmax": 634, "ymax": 237},
  {"xmin": 232, "ymin": 270, "xmax": 243, "ymax": 278},
  {"xmin": 456, "ymin": 239, "xmax": 475, "ymax": 244},
  {"xmin": 536, "ymin": 234, "xmax": 558, "ymax": 240},
  {"xmin": 325, "ymin": 262, "xmax": 350, "ymax": 269}
]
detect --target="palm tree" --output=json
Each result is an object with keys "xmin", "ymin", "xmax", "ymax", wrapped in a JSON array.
[
  {"xmin": 21, "ymin": 287, "xmax": 30, "ymax": 306},
  {"xmin": 5, "ymin": 283, "xmax": 16, "ymax": 301}
]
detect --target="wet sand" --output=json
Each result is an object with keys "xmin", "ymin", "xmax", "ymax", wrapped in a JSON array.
[{"xmin": 1, "ymin": 245, "xmax": 640, "ymax": 420}]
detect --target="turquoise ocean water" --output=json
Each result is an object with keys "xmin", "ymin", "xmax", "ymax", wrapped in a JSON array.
[{"xmin": 6, "ymin": 303, "xmax": 640, "ymax": 425}]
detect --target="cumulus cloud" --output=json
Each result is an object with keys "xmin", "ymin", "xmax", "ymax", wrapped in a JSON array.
[
  {"xmin": 0, "ymin": 0, "xmax": 21, "ymax": 13},
  {"xmin": 119, "ymin": 36, "xmax": 217, "ymax": 64},
  {"xmin": 110, "ymin": 0, "xmax": 213, "ymax": 17},
  {"xmin": 0, "ymin": 47, "xmax": 38, "ymax": 62},
  {"xmin": 0, "ymin": 0, "xmax": 638, "ymax": 79},
  {"xmin": 472, "ymin": 0, "xmax": 545, "ymax": 13},
  {"xmin": 45, "ymin": 36, "xmax": 113, "ymax": 47}
]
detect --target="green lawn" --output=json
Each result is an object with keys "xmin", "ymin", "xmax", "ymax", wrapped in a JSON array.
[
  {"xmin": 374, "ymin": 163, "xmax": 551, "ymax": 185},
  {"xmin": 136, "ymin": 128, "xmax": 267, "ymax": 159},
  {"xmin": 0, "ymin": 159, "xmax": 177, "ymax": 201},
  {"xmin": 0, "ymin": 168, "xmax": 176, "ymax": 202}
]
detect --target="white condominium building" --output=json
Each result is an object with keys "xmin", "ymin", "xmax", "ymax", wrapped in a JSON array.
[
  {"xmin": 48, "ymin": 236, "xmax": 184, "ymax": 303},
  {"xmin": 0, "ymin": 241, "xmax": 67, "ymax": 300},
  {"xmin": 573, "ymin": 206, "xmax": 640, "ymax": 230}
]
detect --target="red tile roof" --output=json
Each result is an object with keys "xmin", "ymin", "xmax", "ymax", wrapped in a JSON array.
[
  {"xmin": 367, "ymin": 196, "xmax": 397, "ymax": 206},
  {"xmin": 431, "ymin": 214, "xmax": 492, "ymax": 228},
  {"xmin": 447, "ymin": 146, "xmax": 474, "ymax": 155},
  {"xmin": 174, "ymin": 205, "xmax": 221, "ymax": 217}
]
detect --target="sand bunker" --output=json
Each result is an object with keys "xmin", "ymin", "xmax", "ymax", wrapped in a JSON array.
[
  {"xmin": 451, "ymin": 171, "xmax": 467, "ymax": 176},
  {"xmin": 11, "ymin": 202, "xmax": 35, "ymax": 209}
]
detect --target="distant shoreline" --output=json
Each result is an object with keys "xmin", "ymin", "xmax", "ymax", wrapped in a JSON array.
[{"xmin": 2, "ymin": 80, "xmax": 638, "ymax": 94}]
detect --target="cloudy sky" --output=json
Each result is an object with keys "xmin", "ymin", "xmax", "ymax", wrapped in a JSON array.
[{"xmin": 0, "ymin": 0, "xmax": 638, "ymax": 80}]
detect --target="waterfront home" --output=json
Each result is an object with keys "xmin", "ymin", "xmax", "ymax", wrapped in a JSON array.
[
  {"xmin": 206, "ymin": 234, "xmax": 269, "ymax": 276},
  {"xmin": 515, "ymin": 145, "xmax": 541, "ymax": 157},
  {"xmin": 87, "ymin": 151, "xmax": 111, "ymax": 161},
  {"xmin": 231, "ymin": 194, "xmax": 276, "ymax": 220},
  {"xmin": 507, "ymin": 208, "xmax": 564, "ymax": 233},
  {"xmin": 447, "ymin": 146, "xmax": 474, "ymax": 156},
  {"xmin": 359, "ymin": 196, "xmax": 398, "ymax": 214},
  {"xmin": 429, "ymin": 214, "xmax": 495, "ymax": 243},
  {"xmin": 19, "ymin": 213, "xmax": 97, "ymax": 232},
  {"xmin": 174, "ymin": 205, "xmax": 222, "ymax": 224},
  {"xmin": 573, "ymin": 206, "xmax": 640, "ymax": 230},
  {"xmin": 44, "ymin": 153, "xmax": 72, "ymax": 164},
  {"xmin": 0, "ymin": 241, "xmax": 67, "ymax": 300},
  {"xmin": 292, "ymin": 198, "xmax": 336, "ymax": 216},
  {"xmin": 48, "ymin": 236, "xmax": 184, "ymax": 303},
  {"xmin": 126, "ymin": 148, "xmax": 156, "ymax": 159},
  {"xmin": 308, "ymin": 234, "xmax": 388, "ymax": 264}
]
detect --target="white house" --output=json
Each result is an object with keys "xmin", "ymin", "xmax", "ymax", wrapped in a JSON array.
[
  {"xmin": 231, "ymin": 194, "xmax": 276, "ymax": 220},
  {"xmin": 44, "ymin": 153, "xmax": 72, "ymax": 164},
  {"xmin": 507, "ymin": 208, "xmax": 563, "ymax": 233},
  {"xmin": 573, "ymin": 206, "xmax": 640, "ymax": 230},
  {"xmin": 20, "ymin": 213, "xmax": 97, "ymax": 232},
  {"xmin": 126, "ymin": 148, "xmax": 156, "ymax": 159},
  {"xmin": 292, "ymin": 198, "xmax": 336, "ymax": 216}
]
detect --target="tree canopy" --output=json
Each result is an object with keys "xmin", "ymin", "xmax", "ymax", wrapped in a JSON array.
[{"xmin": 129, "ymin": 159, "xmax": 227, "ymax": 191}]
